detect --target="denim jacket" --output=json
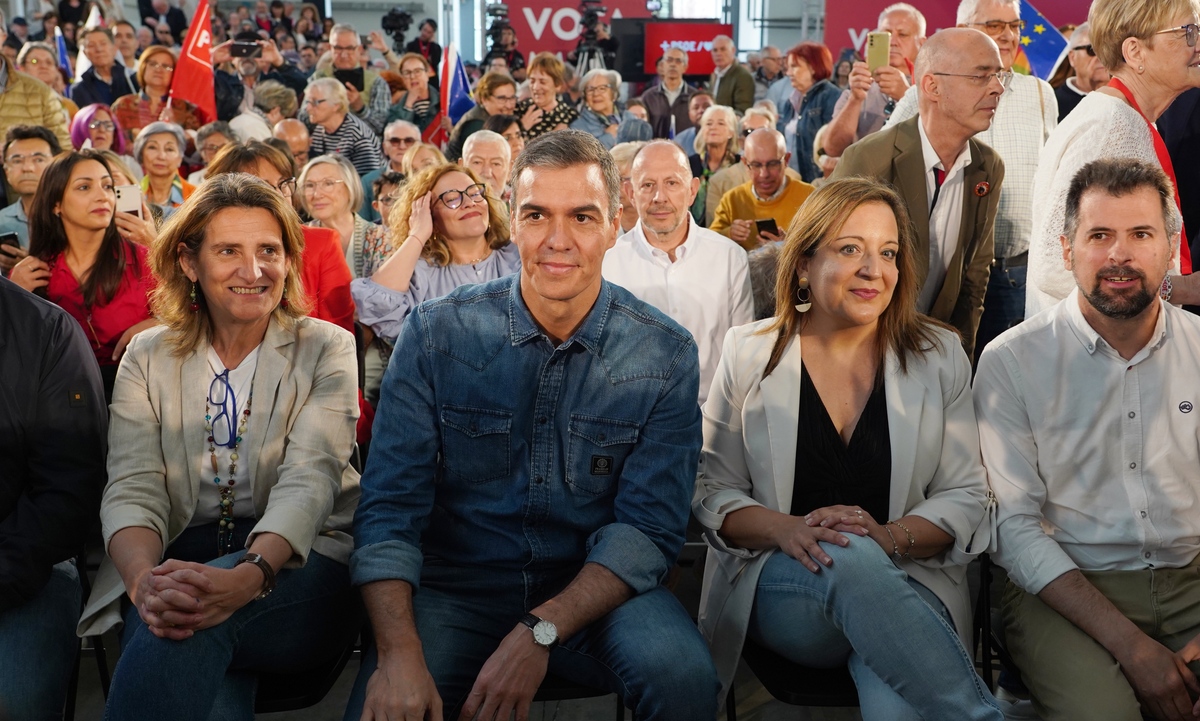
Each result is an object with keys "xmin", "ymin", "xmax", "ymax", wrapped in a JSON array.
[
  {"xmin": 351, "ymin": 275, "xmax": 701, "ymax": 599},
  {"xmin": 778, "ymin": 78, "xmax": 840, "ymax": 183}
]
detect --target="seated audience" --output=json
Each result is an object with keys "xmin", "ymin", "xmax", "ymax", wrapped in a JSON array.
[
  {"xmin": 831, "ymin": 28, "xmax": 1006, "ymax": 357},
  {"xmin": 75, "ymin": 174, "xmax": 362, "ymax": 720},
  {"xmin": 236, "ymin": 78, "xmax": 298, "ymax": 141},
  {"xmin": 625, "ymin": 98, "xmax": 649, "ymax": 123},
  {"xmin": 212, "ymin": 36, "xmax": 308, "ymax": 125},
  {"xmin": 370, "ymin": 169, "xmax": 404, "ymax": 227},
  {"xmin": 305, "ymin": 24, "xmax": 390, "ymax": 135},
  {"xmin": 187, "ymin": 121, "xmax": 239, "ymax": 185},
  {"xmin": 72, "ymin": 27, "xmax": 136, "ymax": 108},
  {"xmin": 299, "ymin": 153, "xmax": 391, "ymax": 280},
  {"xmin": 346, "ymin": 129, "xmax": 719, "ymax": 721},
  {"xmin": 446, "ymin": 71, "xmax": 518, "ymax": 161},
  {"xmin": 360, "ymin": 119, "xmax": 417, "ymax": 222},
  {"xmin": 704, "ymin": 106, "xmax": 803, "ymax": 226},
  {"xmin": 689, "ymin": 104, "xmax": 739, "ymax": 224},
  {"xmin": 695, "ymin": 176, "xmax": 1001, "ymax": 719},
  {"xmin": 602, "ymin": 140, "xmax": 753, "ymax": 404},
  {"xmin": 386, "ymin": 52, "xmax": 442, "ymax": 133},
  {"xmin": 0, "ymin": 125, "xmax": 60, "ymax": 259},
  {"xmin": 0, "ymin": 274, "xmax": 107, "ymax": 721},
  {"xmin": 610, "ymin": 140, "xmax": 646, "ymax": 235},
  {"xmin": 95, "ymin": 149, "xmax": 159, "ymax": 248},
  {"xmin": 273, "ymin": 116, "xmax": 310, "ymax": 166},
  {"xmin": 571, "ymin": 68, "xmax": 638, "ymax": 150},
  {"xmin": 641, "ymin": 46, "xmax": 696, "ymax": 139},
  {"xmin": 16, "ymin": 41, "xmax": 77, "ymax": 121},
  {"xmin": 711, "ymin": 129, "xmax": 814, "ymax": 250},
  {"xmin": 779, "ymin": 42, "xmax": 840, "ymax": 183},
  {"xmin": 9, "ymin": 150, "xmax": 156, "ymax": 397},
  {"xmin": 207, "ymin": 140, "xmax": 354, "ymax": 333},
  {"xmin": 304, "ymin": 78, "xmax": 383, "ymax": 175},
  {"xmin": 70, "ymin": 103, "xmax": 141, "ymax": 177},
  {"xmin": 673, "ymin": 91, "xmax": 712, "ymax": 156},
  {"xmin": 1026, "ymin": 0, "xmax": 1200, "ymax": 314},
  {"xmin": 515, "ymin": 52, "xmax": 578, "ymax": 141},
  {"xmin": 401, "ymin": 140, "xmax": 444, "ymax": 177},
  {"xmin": 459, "ymin": 129, "xmax": 512, "ymax": 201},
  {"xmin": 976, "ymin": 158, "xmax": 1200, "ymax": 721},
  {"xmin": 708, "ymin": 35, "xmax": 754, "ymax": 113},
  {"xmin": 134, "ymin": 121, "xmax": 194, "ymax": 211},
  {"xmin": 0, "ymin": 13, "xmax": 70, "ymax": 149},
  {"xmin": 111, "ymin": 45, "xmax": 201, "ymax": 146},
  {"xmin": 1056, "ymin": 23, "xmax": 1109, "ymax": 121},
  {"xmin": 484, "ymin": 112, "xmax": 525, "ymax": 160},
  {"xmin": 745, "ymin": 239, "xmax": 783, "ymax": 319}
]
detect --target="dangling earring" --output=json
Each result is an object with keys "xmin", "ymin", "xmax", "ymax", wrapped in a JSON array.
[
  {"xmin": 795, "ymin": 277, "xmax": 812, "ymax": 313},
  {"xmin": 280, "ymin": 286, "xmax": 290, "ymax": 310},
  {"xmin": 189, "ymin": 282, "xmax": 199, "ymax": 312}
]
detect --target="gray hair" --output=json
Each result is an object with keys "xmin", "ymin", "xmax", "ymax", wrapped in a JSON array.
[
  {"xmin": 298, "ymin": 153, "xmax": 363, "ymax": 217},
  {"xmin": 694, "ymin": 104, "xmax": 738, "ymax": 156},
  {"xmin": 254, "ymin": 79, "xmax": 299, "ymax": 117},
  {"xmin": 713, "ymin": 34, "xmax": 735, "ymax": 50},
  {"xmin": 742, "ymin": 105, "xmax": 778, "ymax": 129},
  {"xmin": 306, "ymin": 77, "xmax": 349, "ymax": 113},
  {"xmin": 956, "ymin": 0, "xmax": 1020, "ymax": 26},
  {"xmin": 463, "ymin": 129, "xmax": 511, "ymax": 163},
  {"xmin": 879, "ymin": 2, "xmax": 928, "ymax": 36},
  {"xmin": 747, "ymin": 52, "xmax": 762, "ymax": 62},
  {"xmin": 761, "ymin": 45, "xmax": 781, "ymax": 58},
  {"xmin": 580, "ymin": 67, "xmax": 622, "ymax": 95},
  {"xmin": 1064, "ymin": 157, "xmax": 1181, "ymax": 243},
  {"xmin": 196, "ymin": 121, "xmax": 238, "ymax": 147},
  {"xmin": 1069, "ymin": 21, "xmax": 1090, "ymax": 44},
  {"xmin": 747, "ymin": 241, "xmax": 782, "ymax": 320},
  {"xmin": 511, "ymin": 129, "xmax": 621, "ymax": 221},
  {"xmin": 384, "ymin": 119, "xmax": 419, "ymax": 137},
  {"xmin": 16, "ymin": 41, "xmax": 56, "ymax": 67},
  {"xmin": 609, "ymin": 141, "xmax": 646, "ymax": 172},
  {"xmin": 133, "ymin": 122, "xmax": 186, "ymax": 163},
  {"xmin": 329, "ymin": 23, "xmax": 359, "ymax": 44}
]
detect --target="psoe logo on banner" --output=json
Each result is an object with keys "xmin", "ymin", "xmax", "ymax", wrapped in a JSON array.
[
  {"xmin": 659, "ymin": 40, "xmax": 714, "ymax": 53},
  {"xmin": 523, "ymin": 6, "xmax": 624, "ymax": 41},
  {"xmin": 186, "ymin": 12, "xmax": 214, "ymax": 67}
]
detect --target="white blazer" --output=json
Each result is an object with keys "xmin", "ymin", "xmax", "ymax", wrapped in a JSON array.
[{"xmin": 693, "ymin": 320, "xmax": 995, "ymax": 700}]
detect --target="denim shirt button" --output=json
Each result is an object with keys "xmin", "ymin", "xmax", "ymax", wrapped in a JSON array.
[
  {"xmin": 538, "ymin": 416, "xmax": 547, "ymax": 424},
  {"xmin": 535, "ymin": 476, "xmax": 544, "ymax": 484}
]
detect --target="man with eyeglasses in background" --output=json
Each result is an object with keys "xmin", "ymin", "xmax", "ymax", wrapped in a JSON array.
[
  {"xmin": 833, "ymin": 27, "xmax": 1006, "ymax": 357},
  {"xmin": 370, "ymin": 170, "xmax": 405, "ymax": 228},
  {"xmin": 883, "ymin": 0, "xmax": 1055, "ymax": 361},
  {"xmin": 711, "ymin": 128, "xmax": 814, "ymax": 250},
  {"xmin": 360, "ymin": 119, "xmax": 418, "ymax": 221},
  {"xmin": 273, "ymin": 117, "xmax": 311, "ymax": 167},
  {"xmin": 1056, "ymin": 23, "xmax": 1110, "ymax": 121},
  {"xmin": 703, "ymin": 108, "xmax": 805, "ymax": 227},
  {"xmin": 460, "ymin": 129, "xmax": 513, "ymax": 202},
  {"xmin": 753, "ymin": 45, "xmax": 787, "ymax": 103},
  {"xmin": 303, "ymin": 24, "xmax": 391, "ymax": 136},
  {"xmin": 641, "ymin": 47, "xmax": 697, "ymax": 140},
  {"xmin": 304, "ymin": 78, "xmax": 383, "ymax": 175},
  {"xmin": 0, "ymin": 126, "xmax": 58, "ymax": 271}
]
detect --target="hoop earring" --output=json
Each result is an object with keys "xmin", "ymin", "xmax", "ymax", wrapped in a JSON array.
[
  {"xmin": 189, "ymin": 282, "xmax": 199, "ymax": 313},
  {"xmin": 795, "ymin": 277, "xmax": 812, "ymax": 313}
]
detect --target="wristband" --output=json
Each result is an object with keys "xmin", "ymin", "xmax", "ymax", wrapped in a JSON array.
[{"xmin": 235, "ymin": 552, "xmax": 276, "ymax": 600}]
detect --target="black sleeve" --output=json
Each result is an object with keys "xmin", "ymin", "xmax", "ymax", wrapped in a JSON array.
[
  {"xmin": 214, "ymin": 69, "xmax": 245, "ymax": 122},
  {"xmin": 0, "ymin": 313, "xmax": 107, "ymax": 612},
  {"xmin": 265, "ymin": 62, "xmax": 309, "ymax": 98}
]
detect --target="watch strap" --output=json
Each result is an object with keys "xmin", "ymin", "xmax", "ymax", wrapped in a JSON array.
[
  {"xmin": 235, "ymin": 552, "xmax": 276, "ymax": 600},
  {"xmin": 520, "ymin": 613, "xmax": 558, "ymax": 649}
]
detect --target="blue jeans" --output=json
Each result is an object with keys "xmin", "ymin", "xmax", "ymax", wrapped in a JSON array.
[
  {"xmin": 0, "ymin": 560, "xmax": 81, "ymax": 721},
  {"xmin": 104, "ymin": 525, "xmax": 362, "ymax": 721},
  {"xmin": 345, "ymin": 563, "xmax": 719, "ymax": 720},
  {"xmin": 974, "ymin": 263, "xmax": 1027, "ymax": 363},
  {"xmin": 748, "ymin": 540, "xmax": 1002, "ymax": 721}
]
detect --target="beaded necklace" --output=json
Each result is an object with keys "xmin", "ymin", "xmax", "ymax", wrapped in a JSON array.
[{"xmin": 206, "ymin": 368, "xmax": 253, "ymax": 556}]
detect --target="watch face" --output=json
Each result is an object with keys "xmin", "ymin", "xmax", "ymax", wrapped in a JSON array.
[{"xmin": 532, "ymin": 620, "xmax": 557, "ymax": 646}]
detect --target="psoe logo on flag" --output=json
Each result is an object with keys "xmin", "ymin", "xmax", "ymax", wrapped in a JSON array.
[{"xmin": 185, "ymin": 15, "xmax": 213, "ymax": 67}]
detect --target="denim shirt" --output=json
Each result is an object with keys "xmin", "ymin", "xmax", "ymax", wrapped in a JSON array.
[
  {"xmin": 351, "ymin": 274, "xmax": 701, "ymax": 602},
  {"xmin": 779, "ymin": 78, "xmax": 840, "ymax": 183}
]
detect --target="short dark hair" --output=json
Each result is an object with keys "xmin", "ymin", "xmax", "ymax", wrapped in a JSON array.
[
  {"xmin": 420, "ymin": 18, "xmax": 437, "ymax": 31},
  {"xmin": 4, "ymin": 125, "xmax": 62, "ymax": 157},
  {"xmin": 114, "ymin": 19, "xmax": 136, "ymax": 33},
  {"xmin": 483, "ymin": 113, "xmax": 520, "ymax": 135},
  {"xmin": 372, "ymin": 169, "xmax": 404, "ymax": 199},
  {"xmin": 510, "ymin": 129, "xmax": 621, "ymax": 221},
  {"xmin": 1063, "ymin": 158, "xmax": 1180, "ymax": 241}
]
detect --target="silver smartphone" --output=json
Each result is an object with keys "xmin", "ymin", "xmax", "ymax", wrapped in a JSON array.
[{"xmin": 114, "ymin": 185, "xmax": 142, "ymax": 219}]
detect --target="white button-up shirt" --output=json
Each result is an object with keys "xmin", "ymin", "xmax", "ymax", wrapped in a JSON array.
[
  {"xmin": 917, "ymin": 118, "xmax": 972, "ymax": 315},
  {"xmin": 975, "ymin": 291, "xmax": 1200, "ymax": 594},
  {"xmin": 604, "ymin": 217, "xmax": 754, "ymax": 404}
]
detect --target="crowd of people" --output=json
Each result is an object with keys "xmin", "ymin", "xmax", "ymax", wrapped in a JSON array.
[{"xmin": 6, "ymin": 0, "xmax": 1200, "ymax": 719}]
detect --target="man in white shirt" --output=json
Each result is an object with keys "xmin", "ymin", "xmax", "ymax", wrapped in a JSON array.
[
  {"xmin": 976, "ymin": 157, "xmax": 1200, "ymax": 721},
  {"xmin": 603, "ymin": 140, "xmax": 753, "ymax": 404}
]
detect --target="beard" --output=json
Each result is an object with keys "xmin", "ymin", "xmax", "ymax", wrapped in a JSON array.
[
  {"xmin": 642, "ymin": 205, "xmax": 684, "ymax": 236},
  {"xmin": 1081, "ymin": 265, "xmax": 1156, "ymax": 320}
]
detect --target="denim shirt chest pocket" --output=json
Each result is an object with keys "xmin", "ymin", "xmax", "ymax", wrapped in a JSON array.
[
  {"xmin": 566, "ymin": 414, "xmax": 640, "ymax": 495},
  {"xmin": 441, "ymin": 405, "xmax": 513, "ymax": 484}
]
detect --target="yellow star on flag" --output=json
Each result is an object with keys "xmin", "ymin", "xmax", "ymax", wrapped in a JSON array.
[
  {"xmin": 1021, "ymin": 35, "xmax": 1032, "ymax": 45},
  {"xmin": 1033, "ymin": 23, "xmax": 1045, "ymax": 34}
]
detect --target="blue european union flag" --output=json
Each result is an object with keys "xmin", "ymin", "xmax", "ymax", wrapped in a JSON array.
[
  {"xmin": 1016, "ymin": 0, "xmax": 1069, "ymax": 80},
  {"xmin": 54, "ymin": 27, "xmax": 72, "ymax": 78}
]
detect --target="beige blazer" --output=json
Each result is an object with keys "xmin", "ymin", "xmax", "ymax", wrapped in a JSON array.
[
  {"xmin": 693, "ymin": 320, "xmax": 996, "ymax": 701},
  {"xmin": 78, "ymin": 317, "xmax": 361, "ymax": 637}
]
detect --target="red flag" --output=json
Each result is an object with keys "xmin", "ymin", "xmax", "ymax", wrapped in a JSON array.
[{"xmin": 170, "ymin": 0, "xmax": 216, "ymax": 124}]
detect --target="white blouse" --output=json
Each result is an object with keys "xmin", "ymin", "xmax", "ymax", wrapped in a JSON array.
[{"xmin": 191, "ymin": 345, "xmax": 260, "ymax": 526}]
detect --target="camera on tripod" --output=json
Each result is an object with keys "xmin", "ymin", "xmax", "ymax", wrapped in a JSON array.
[
  {"xmin": 579, "ymin": 0, "xmax": 607, "ymax": 43},
  {"xmin": 486, "ymin": 3, "xmax": 511, "ymax": 50},
  {"xmin": 380, "ymin": 7, "xmax": 413, "ymax": 53}
]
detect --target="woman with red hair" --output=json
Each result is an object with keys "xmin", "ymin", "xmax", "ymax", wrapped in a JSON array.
[{"xmin": 779, "ymin": 42, "xmax": 839, "ymax": 183}]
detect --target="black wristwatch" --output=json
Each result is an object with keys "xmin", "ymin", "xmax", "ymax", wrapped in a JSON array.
[
  {"xmin": 520, "ymin": 613, "xmax": 559, "ymax": 650},
  {"xmin": 235, "ymin": 552, "xmax": 276, "ymax": 600}
]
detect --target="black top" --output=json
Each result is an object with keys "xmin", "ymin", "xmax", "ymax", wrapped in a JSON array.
[
  {"xmin": 1054, "ymin": 82, "xmax": 1085, "ymax": 123},
  {"xmin": 790, "ymin": 362, "xmax": 891, "ymax": 523}
]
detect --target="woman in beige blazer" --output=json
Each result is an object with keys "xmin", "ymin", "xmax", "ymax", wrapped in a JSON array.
[
  {"xmin": 77, "ymin": 173, "xmax": 362, "ymax": 720},
  {"xmin": 694, "ymin": 178, "xmax": 1000, "ymax": 720}
]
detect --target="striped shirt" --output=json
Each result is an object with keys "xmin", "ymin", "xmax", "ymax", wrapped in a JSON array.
[
  {"xmin": 309, "ymin": 112, "xmax": 384, "ymax": 175},
  {"xmin": 885, "ymin": 73, "xmax": 1058, "ymax": 260}
]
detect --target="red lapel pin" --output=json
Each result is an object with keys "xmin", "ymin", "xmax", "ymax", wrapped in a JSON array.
[{"xmin": 974, "ymin": 181, "xmax": 991, "ymax": 197}]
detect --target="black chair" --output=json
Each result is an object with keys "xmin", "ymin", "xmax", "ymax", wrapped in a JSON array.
[
  {"xmin": 254, "ymin": 637, "xmax": 358, "ymax": 713},
  {"xmin": 725, "ymin": 637, "xmax": 859, "ymax": 721},
  {"xmin": 67, "ymin": 551, "xmax": 111, "ymax": 721},
  {"xmin": 534, "ymin": 673, "xmax": 625, "ymax": 721}
]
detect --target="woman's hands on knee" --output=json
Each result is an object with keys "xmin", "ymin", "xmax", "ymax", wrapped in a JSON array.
[
  {"xmin": 805, "ymin": 505, "xmax": 894, "ymax": 557},
  {"xmin": 132, "ymin": 561, "xmax": 213, "ymax": 640},
  {"xmin": 772, "ymin": 514, "xmax": 850, "ymax": 573}
]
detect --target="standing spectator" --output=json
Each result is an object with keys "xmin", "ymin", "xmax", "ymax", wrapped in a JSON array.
[
  {"xmin": 306, "ymin": 24, "xmax": 391, "ymax": 135},
  {"xmin": 71, "ymin": 27, "xmax": 136, "ymax": 109},
  {"xmin": 0, "ymin": 274, "xmax": 107, "ymax": 721},
  {"xmin": 387, "ymin": 52, "xmax": 441, "ymax": 132},
  {"xmin": 0, "ymin": 125, "xmax": 60, "ymax": 253},
  {"xmin": 688, "ymin": 104, "xmax": 739, "ymax": 225},
  {"xmin": 823, "ymin": 3, "xmax": 926, "ymax": 158},
  {"xmin": 360, "ymin": 119, "xmax": 417, "ymax": 221},
  {"xmin": 111, "ymin": 46, "xmax": 202, "ymax": 145},
  {"xmin": 484, "ymin": 113, "xmax": 524, "ymax": 160},
  {"xmin": 297, "ymin": 44, "xmax": 317, "ymax": 76},
  {"xmin": 404, "ymin": 18, "xmax": 441, "ymax": 70},
  {"xmin": 711, "ymin": 130, "xmax": 815, "ymax": 249},
  {"xmin": 673, "ymin": 91, "xmax": 712, "ymax": 155},
  {"xmin": 133, "ymin": 121, "xmax": 193, "ymax": 211},
  {"xmin": 56, "ymin": 0, "xmax": 83, "ymax": 26},
  {"xmin": 299, "ymin": 153, "xmax": 391, "ymax": 280},
  {"xmin": 515, "ymin": 52, "xmax": 578, "ymax": 141},
  {"xmin": 459, "ymin": 129, "xmax": 512, "ymax": 201},
  {"xmin": 1056, "ymin": 22, "xmax": 1110, "ymax": 121},
  {"xmin": 9, "ymin": 150, "xmax": 156, "ymax": 397},
  {"xmin": 273, "ymin": 116, "xmax": 310, "ymax": 166},
  {"xmin": 0, "ymin": 10, "xmax": 70, "ymax": 149},
  {"xmin": 186, "ymin": 121, "xmax": 238, "ymax": 184},
  {"xmin": 212, "ymin": 37, "xmax": 307, "ymax": 124},
  {"xmin": 304, "ymin": 78, "xmax": 383, "ymax": 174},
  {"xmin": 704, "ymin": 108, "xmax": 804, "ymax": 226},
  {"xmin": 779, "ymin": 42, "xmax": 840, "ymax": 183},
  {"xmin": 294, "ymin": 2, "xmax": 320, "ymax": 45},
  {"xmin": 446, "ymin": 71, "xmax": 517, "ymax": 161},
  {"xmin": 709, "ymin": 35, "xmax": 754, "ymax": 114},
  {"xmin": 603, "ymin": 140, "xmax": 753, "ymax": 405},
  {"xmin": 16, "ymin": 41, "xmax": 77, "ymax": 121},
  {"xmin": 753, "ymin": 45, "xmax": 787, "ymax": 102}
]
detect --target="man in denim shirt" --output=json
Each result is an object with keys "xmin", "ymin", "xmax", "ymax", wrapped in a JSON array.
[{"xmin": 347, "ymin": 130, "xmax": 719, "ymax": 721}]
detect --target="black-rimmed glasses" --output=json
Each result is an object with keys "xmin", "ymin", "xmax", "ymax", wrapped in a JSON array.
[
  {"xmin": 208, "ymin": 371, "xmax": 239, "ymax": 448},
  {"xmin": 435, "ymin": 183, "xmax": 486, "ymax": 210},
  {"xmin": 275, "ymin": 176, "xmax": 297, "ymax": 196},
  {"xmin": 1072, "ymin": 44, "xmax": 1095, "ymax": 57}
]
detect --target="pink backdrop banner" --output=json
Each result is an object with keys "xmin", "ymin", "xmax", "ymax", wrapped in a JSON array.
[
  {"xmin": 501, "ymin": 0, "xmax": 653, "ymax": 60},
  {"xmin": 824, "ymin": 0, "xmax": 1092, "ymax": 56}
]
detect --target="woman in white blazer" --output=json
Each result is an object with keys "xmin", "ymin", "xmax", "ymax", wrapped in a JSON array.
[
  {"xmin": 694, "ymin": 178, "xmax": 1000, "ymax": 720},
  {"xmin": 77, "ymin": 174, "xmax": 362, "ymax": 720}
]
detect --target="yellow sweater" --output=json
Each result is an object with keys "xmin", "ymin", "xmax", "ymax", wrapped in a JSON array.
[{"xmin": 710, "ymin": 178, "xmax": 815, "ymax": 250}]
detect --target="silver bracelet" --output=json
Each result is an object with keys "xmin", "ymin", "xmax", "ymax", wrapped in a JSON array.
[{"xmin": 883, "ymin": 523, "xmax": 901, "ymax": 560}]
